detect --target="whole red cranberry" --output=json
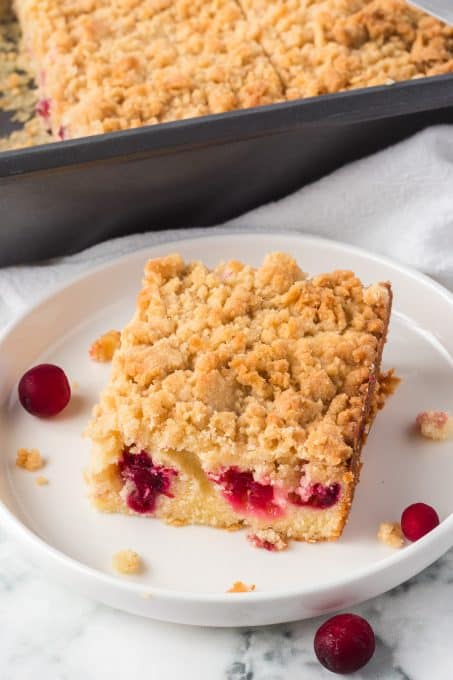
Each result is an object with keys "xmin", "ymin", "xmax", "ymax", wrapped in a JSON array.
[
  {"xmin": 401, "ymin": 502, "xmax": 440, "ymax": 542},
  {"xmin": 314, "ymin": 613, "xmax": 375, "ymax": 674},
  {"xmin": 18, "ymin": 364, "xmax": 71, "ymax": 417}
]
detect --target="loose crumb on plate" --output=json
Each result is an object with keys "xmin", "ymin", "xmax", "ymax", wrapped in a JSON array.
[
  {"xmin": 227, "ymin": 581, "xmax": 256, "ymax": 593},
  {"xmin": 15, "ymin": 447, "xmax": 44, "ymax": 471},
  {"xmin": 35, "ymin": 475, "xmax": 49, "ymax": 486},
  {"xmin": 112, "ymin": 549, "xmax": 142, "ymax": 575},
  {"xmin": 416, "ymin": 410, "xmax": 453, "ymax": 441},
  {"xmin": 247, "ymin": 528, "xmax": 288, "ymax": 552},
  {"xmin": 377, "ymin": 521, "xmax": 405, "ymax": 548},
  {"xmin": 139, "ymin": 591, "xmax": 153, "ymax": 599},
  {"xmin": 89, "ymin": 330, "xmax": 121, "ymax": 363}
]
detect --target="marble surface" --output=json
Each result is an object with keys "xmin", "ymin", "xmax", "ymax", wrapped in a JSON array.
[{"xmin": 0, "ymin": 529, "xmax": 452, "ymax": 679}]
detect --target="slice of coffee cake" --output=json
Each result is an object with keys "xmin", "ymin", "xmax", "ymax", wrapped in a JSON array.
[{"xmin": 87, "ymin": 252, "xmax": 393, "ymax": 548}]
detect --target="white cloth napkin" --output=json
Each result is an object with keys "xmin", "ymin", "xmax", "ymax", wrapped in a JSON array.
[{"xmin": 1, "ymin": 124, "xmax": 453, "ymax": 328}]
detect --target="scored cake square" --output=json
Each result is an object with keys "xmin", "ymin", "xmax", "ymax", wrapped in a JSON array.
[
  {"xmin": 14, "ymin": 0, "xmax": 282, "ymax": 139},
  {"xmin": 87, "ymin": 252, "xmax": 395, "ymax": 549},
  {"xmin": 237, "ymin": 0, "xmax": 453, "ymax": 100}
]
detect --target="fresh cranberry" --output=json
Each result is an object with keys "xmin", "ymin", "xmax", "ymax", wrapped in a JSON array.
[
  {"xmin": 119, "ymin": 449, "xmax": 177, "ymax": 514},
  {"xmin": 289, "ymin": 482, "xmax": 340, "ymax": 509},
  {"xmin": 18, "ymin": 363, "xmax": 71, "ymax": 417},
  {"xmin": 210, "ymin": 467, "xmax": 282, "ymax": 517},
  {"xmin": 314, "ymin": 613, "xmax": 375, "ymax": 674},
  {"xmin": 401, "ymin": 502, "xmax": 440, "ymax": 542}
]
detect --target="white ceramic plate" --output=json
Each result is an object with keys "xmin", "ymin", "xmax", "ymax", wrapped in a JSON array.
[{"xmin": 1, "ymin": 232, "xmax": 453, "ymax": 627}]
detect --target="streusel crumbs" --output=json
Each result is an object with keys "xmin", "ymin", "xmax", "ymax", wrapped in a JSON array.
[
  {"xmin": 89, "ymin": 330, "xmax": 121, "ymax": 363},
  {"xmin": 248, "ymin": 528, "xmax": 288, "ymax": 551},
  {"xmin": 112, "ymin": 549, "xmax": 142, "ymax": 575},
  {"xmin": 227, "ymin": 581, "xmax": 256, "ymax": 593},
  {"xmin": 416, "ymin": 411, "xmax": 453, "ymax": 441},
  {"xmin": 378, "ymin": 521, "xmax": 404, "ymax": 548},
  {"xmin": 16, "ymin": 447, "xmax": 44, "ymax": 471}
]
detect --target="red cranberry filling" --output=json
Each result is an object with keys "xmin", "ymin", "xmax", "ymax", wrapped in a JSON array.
[
  {"xmin": 36, "ymin": 98, "xmax": 51, "ymax": 122},
  {"xmin": 36, "ymin": 98, "xmax": 52, "ymax": 133},
  {"xmin": 210, "ymin": 467, "xmax": 282, "ymax": 518},
  {"xmin": 118, "ymin": 449, "xmax": 177, "ymax": 514},
  {"xmin": 289, "ymin": 482, "xmax": 340, "ymax": 509}
]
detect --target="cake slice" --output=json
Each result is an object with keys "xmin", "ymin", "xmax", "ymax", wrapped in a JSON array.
[{"xmin": 86, "ymin": 252, "xmax": 394, "ymax": 549}]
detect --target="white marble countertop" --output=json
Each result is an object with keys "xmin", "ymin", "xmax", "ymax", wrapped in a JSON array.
[{"xmin": 1, "ymin": 530, "xmax": 452, "ymax": 679}]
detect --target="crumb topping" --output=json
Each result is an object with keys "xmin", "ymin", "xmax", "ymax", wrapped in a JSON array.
[
  {"xmin": 227, "ymin": 580, "xmax": 256, "ymax": 592},
  {"xmin": 239, "ymin": 0, "xmax": 453, "ymax": 99},
  {"xmin": 416, "ymin": 410, "xmax": 453, "ymax": 441},
  {"xmin": 88, "ymin": 252, "xmax": 391, "ymax": 478},
  {"xmin": 15, "ymin": 447, "xmax": 44, "ymax": 471},
  {"xmin": 112, "ymin": 549, "xmax": 142, "ymax": 575},
  {"xmin": 377, "ymin": 521, "xmax": 404, "ymax": 548},
  {"xmin": 5, "ymin": 0, "xmax": 452, "ymax": 146},
  {"xmin": 13, "ymin": 0, "xmax": 282, "ymax": 139},
  {"xmin": 89, "ymin": 330, "xmax": 121, "ymax": 363},
  {"xmin": 0, "ymin": 4, "xmax": 53, "ymax": 152},
  {"xmin": 35, "ymin": 475, "xmax": 49, "ymax": 486}
]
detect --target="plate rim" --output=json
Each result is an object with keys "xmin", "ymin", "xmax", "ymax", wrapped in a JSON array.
[{"xmin": 1, "ymin": 229, "xmax": 453, "ymax": 606}]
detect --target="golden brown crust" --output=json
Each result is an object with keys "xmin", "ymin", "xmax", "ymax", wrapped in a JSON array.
[{"xmin": 335, "ymin": 283, "xmax": 394, "ymax": 535}]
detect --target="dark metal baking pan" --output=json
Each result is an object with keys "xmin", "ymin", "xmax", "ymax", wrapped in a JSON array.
[{"xmin": 1, "ymin": 73, "xmax": 453, "ymax": 266}]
